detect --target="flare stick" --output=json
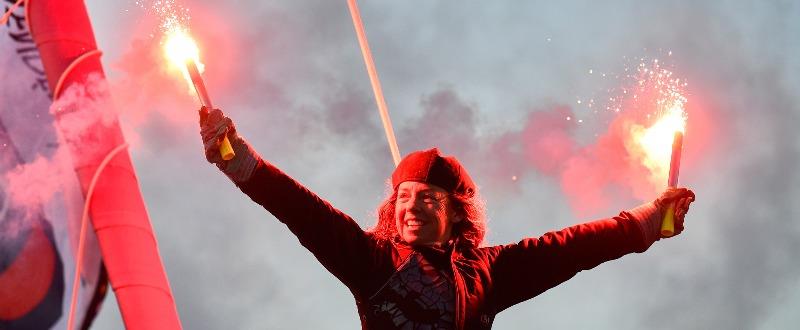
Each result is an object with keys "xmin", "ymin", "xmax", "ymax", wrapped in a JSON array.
[
  {"xmin": 660, "ymin": 131, "xmax": 683, "ymax": 237},
  {"xmin": 185, "ymin": 59, "xmax": 234, "ymax": 160}
]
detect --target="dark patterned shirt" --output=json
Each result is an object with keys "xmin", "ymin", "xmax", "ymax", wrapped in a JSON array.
[{"xmin": 369, "ymin": 251, "xmax": 456, "ymax": 329}]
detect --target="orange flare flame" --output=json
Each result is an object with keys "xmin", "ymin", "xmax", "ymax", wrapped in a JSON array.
[
  {"xmin": 163, "ymin": 28, "xmax": 204, "ymax": 91},
  {"xmin": 629, "ymin": 100, "xmax": 687, "ymax": 186}
]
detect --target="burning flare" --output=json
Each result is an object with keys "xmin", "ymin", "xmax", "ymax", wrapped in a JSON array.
[
  {"xmin": 632, "ymin": 102, "xmax": 687, "ymax": 183},
  {"xmin": 161, "ymin": 26, "xmax": 235, "ymax": 160},
  {"xmin": 163, "ymin": 28, "xmax": 204, "ymax": 91},
  {"xmin": 625, "ymin": 61, "xmax": 688, "ymax": 187}
]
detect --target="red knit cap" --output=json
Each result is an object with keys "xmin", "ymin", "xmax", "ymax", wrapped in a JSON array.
[{"xmin": 391, "ymin": 148, "xmax": 476, "ymax": 197}]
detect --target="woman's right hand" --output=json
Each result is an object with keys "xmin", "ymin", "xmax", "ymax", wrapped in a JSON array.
[
  {"xmin": 198, "ymin": 107, "xmax": 259, "ymax": 182},
  {"xmin": 199, "ymin": 106, "xmax": 236, "ymax": 165}
]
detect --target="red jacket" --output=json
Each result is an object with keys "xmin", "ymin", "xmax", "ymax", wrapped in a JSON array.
[{"xmin": 236, "ymin": 159, "xmax": 656, "ymax": 329}]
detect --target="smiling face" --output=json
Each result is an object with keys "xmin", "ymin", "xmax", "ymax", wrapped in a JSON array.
[{"xmin": 394, "ymin": 181, "xmax": 461, "ymax": 247}]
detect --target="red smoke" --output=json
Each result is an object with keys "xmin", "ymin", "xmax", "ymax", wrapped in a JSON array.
[
  {"xmin": 520, "ymin": 106, "xmax": 577, "ymax": 176},
  {"xmin": 108, "ymin": 4, "xmax": 242, "ymax": 143},
  {"xmin": 499, "ymin": 103, "xmax": 651, "ymax": 218},
  {"xmin": 511, "ymin": 75, "xmax": 712, "ymax": 218},
  {"xmin": 5, "ymin": 150, "xmax": 72, "ymax": 213},
  {"xmin": 558, "ymin": 112, "xmax": 654, "ymax": 217},
  {"xmin": 3, "ymin": 3, "xmax": 246, "ymax": 215}
]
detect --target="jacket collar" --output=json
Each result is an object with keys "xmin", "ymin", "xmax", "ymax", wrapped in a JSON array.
[{"xmin": 393, "ymin": 236, "xmax": 460, "ymax": 255}]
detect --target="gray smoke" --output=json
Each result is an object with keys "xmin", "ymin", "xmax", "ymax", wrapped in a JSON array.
[{"xmin": 82, "ymin": 1, "xmax": 800, "ymax": 329}]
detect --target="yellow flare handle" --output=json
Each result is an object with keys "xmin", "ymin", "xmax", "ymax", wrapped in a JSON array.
[
  {"xmin": 660, "ymin": 202, "xmax": 676, "ymax": 237},
  {"xmin": 220, "ymin": 134, "xmax": 235, "ymax": 161}
]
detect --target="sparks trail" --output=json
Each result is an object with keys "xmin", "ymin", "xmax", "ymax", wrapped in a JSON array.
[
  {"xmin": 136, "ymin": 0, "xmax": 191, "ymax": 34},
  {"xmin": 624, "ymin": 57, "xmax": 688, "ymax": 187}
]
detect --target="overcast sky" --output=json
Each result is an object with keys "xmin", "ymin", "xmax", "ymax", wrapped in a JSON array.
[{"xmin": 82, "ymin": 1, "xmax": 800, "ymax": 329}]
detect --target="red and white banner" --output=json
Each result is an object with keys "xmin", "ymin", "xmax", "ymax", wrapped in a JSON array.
[{"xmin": 0, "ymin": 0, "xmax": 106, "ymax": 329}]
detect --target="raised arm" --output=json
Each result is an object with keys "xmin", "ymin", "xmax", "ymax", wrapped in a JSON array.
[
  {"xmin": 198, "ymin": 107, "xmax": 385, "ymax": 291},
  {"xmin": 486, "ymin": 188, "xmax": 695, "ymax": 312}
]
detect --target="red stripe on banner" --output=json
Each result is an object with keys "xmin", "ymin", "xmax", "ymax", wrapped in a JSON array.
[{"xmin": 0, "ymin": 222, "xmax": 55, "ymax": 320}]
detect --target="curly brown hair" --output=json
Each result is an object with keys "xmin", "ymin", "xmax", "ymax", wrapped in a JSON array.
[{"xmin": 370, "ymin": 185, "xmax": 487, "ymax": 249}]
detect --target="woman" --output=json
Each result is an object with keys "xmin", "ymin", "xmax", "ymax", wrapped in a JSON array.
[{"xmin": 199, "ymin": 107, "xmax": 695, "ymax": 329}]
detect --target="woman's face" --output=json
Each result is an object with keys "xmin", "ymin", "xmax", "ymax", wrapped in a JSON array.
[{"xmin": 394, "ymin": 181, "xmax": 460, "ymax": 246}]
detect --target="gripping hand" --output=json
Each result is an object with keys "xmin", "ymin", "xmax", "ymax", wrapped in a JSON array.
[
  {"xmin": 199, "ymin": 106, "xmax": 259, "ymax": 182},
  {"xmin": 628, "ymin": 187, "xmax": 696, "ymax": 242}
]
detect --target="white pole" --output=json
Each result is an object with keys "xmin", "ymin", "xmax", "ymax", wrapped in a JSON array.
[{"xmin": 346, "ymin": 0, "xmax": 402, "ymax": 166}]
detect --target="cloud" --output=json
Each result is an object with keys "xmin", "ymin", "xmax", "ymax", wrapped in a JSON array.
[{"xmin": 86, "ymin": 1, "xmax": 800, "ymax": 329}]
